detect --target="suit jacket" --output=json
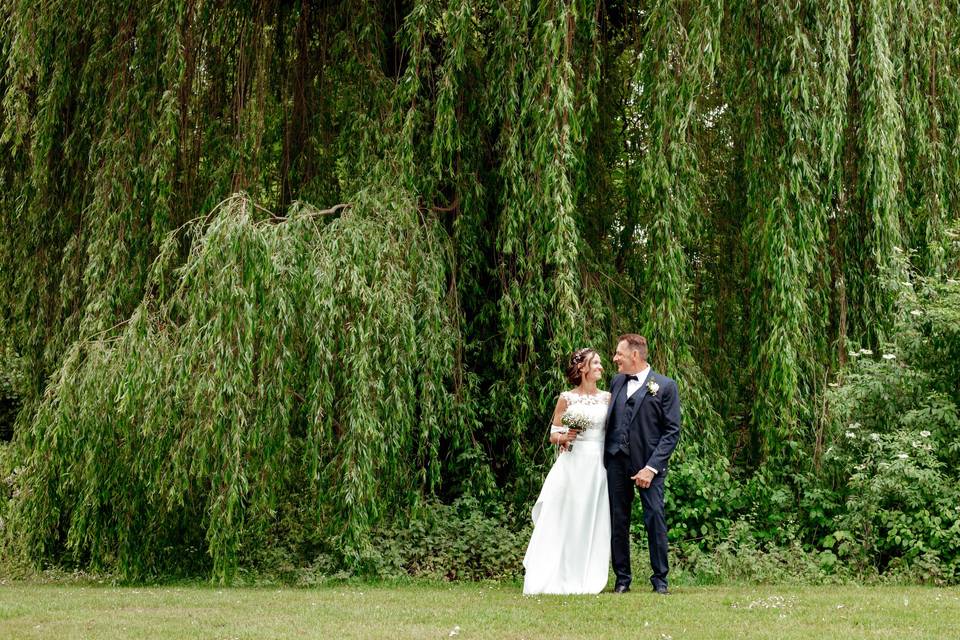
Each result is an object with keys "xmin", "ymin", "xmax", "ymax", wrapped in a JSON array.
[{"xmin": 604, "ymin": 370, "xmax": 682, "ymax": 476}]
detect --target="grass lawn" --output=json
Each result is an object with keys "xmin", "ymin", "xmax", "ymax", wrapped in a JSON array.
[{"xmin": 1, "ymin": 581, "xmax": 959, "ymax": 639}]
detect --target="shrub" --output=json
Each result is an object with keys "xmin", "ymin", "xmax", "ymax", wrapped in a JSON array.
[
  {"xmin": 367, "ymin": 497, "xmax": 531, "ymax": 581},
  {"xmin": 665, "ymin": 448, "xmax": 739, "ymax": 549},
  {"xmin": 827, "ymin": 428, "xmax": 960, "ymax": 584},
  {"xmin": 0, "ymin": 443, "xmax": 24, "ymax": 574},
  {"xmin": 673, "ymin": 519, "xmax": 858, "ymax": 585},
  {"xmin": 817, "ymin": 275, "xmax": 960, "ymax": 583}
]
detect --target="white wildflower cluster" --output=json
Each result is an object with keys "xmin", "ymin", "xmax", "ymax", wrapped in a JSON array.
[
  {"xmin": 910, "ymin": 431, "xmax": 934, "ymax": 452},
  {"xmin": 3, "ymin": 466, "xmax": 20, "ymax": 499},
  {"xmin": 882, "ymin": 353, "xmax": 896, "ymax": 360},
  {"xmin": 732, "ymin": 595, "xmax": 797, "ymax": 610}
]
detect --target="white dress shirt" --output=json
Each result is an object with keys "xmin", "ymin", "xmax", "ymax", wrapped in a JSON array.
[{"xmin": 625, "ymin": 365, "xmax": 651, "ymax": 398}]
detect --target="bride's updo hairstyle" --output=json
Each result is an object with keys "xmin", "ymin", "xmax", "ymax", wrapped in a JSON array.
[{"xmin": 566, "ymin": 348, "xmax": 598, "ymax": 385}]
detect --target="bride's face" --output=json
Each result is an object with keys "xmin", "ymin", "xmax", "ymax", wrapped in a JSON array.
[{"xmin": 581, "ymin": 353, "xmax": 603, "ymax": 383}]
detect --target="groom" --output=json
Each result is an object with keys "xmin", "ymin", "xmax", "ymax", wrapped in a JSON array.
[{"xmin": 604, "ymin": 334, "xmax": 681, "ymax": 594}]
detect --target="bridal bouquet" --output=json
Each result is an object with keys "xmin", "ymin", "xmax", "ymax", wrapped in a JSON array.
[{"xmin": 561, "ymin": 406, "xmax": 592, "ymax": 451}]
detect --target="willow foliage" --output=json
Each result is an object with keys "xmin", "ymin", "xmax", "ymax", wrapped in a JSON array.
[
  {"xmin": 2, "ymin": 0, "xmax": 959, "ymax": 579},
  {"xmin": 624, "ymin": 0, "xmax": 725, "ymax": 453},
  {"xmin": 732, "ymin": 0, "xmax": 846, "ymax": 460},
  {"xmin": 16, "ymin": 187, "xmax": 471, "ymax": 580},
  {"xmin": 847, "ymin": 0, "xmax": 907, "ymax": 346}
]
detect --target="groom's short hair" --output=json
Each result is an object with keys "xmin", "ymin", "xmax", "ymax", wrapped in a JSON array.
[{"xmin": 618, "ymin": 334, "xmax": 648, "ymax": 360}]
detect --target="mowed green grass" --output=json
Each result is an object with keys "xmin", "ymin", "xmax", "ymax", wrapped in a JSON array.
[{"xmin": 1, "ymin": 581, "xmax": 958, "ymax": 639}]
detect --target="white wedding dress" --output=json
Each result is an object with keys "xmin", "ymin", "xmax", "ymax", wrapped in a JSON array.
[{"xmin": 522, "ymin": 390, "xmax": 611, "ymax": 595}]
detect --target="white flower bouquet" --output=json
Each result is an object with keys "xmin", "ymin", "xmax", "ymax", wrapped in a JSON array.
[{"xmin": 561, "ymin": 406, "xmax": 592, "ymax": 451}]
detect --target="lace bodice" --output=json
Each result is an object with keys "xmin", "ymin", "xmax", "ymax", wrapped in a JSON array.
[{"xmin": 559, "ymin": 390, "xmax": 610, "ymax": 442}]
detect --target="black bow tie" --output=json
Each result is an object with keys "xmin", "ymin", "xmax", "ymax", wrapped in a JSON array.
[{"xmin": 624, "ymin": 374, "xmax": 638, "ymax": 382}]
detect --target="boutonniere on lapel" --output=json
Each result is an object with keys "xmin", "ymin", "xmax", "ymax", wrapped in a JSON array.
[{"xmin": 647, "ymin": 379, "xmax": 660, "ymax": 396}]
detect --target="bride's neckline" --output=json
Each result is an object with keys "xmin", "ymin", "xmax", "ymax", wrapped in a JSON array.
[{"xmin": 568, "ymin": 389, "xmax": 607, "ymax": 396}]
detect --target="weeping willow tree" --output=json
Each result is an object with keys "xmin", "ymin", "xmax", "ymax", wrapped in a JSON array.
[
  {"xmin": 1, "ymin": 0, "xmax": 959, "ymax": 579},
  {"xmin": 15, "ymin": 183, "xmax": 473, "ymax": 579},
  {"xmin": 729, "ymin": 0, "xmax": 848, "ymax": 461},
  {"xmin": 844, "ymin": 0, "xmax": 908, "ymax": 347},
  {"xmin": 617, "ymin": 0, "xmax": 727, "ymax": 457}
]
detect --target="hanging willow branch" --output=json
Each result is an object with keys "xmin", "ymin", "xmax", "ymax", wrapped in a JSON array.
[
  {"xmin": 14, "ymin": 188, "xmax": 475, "ymax": 581},
  {"xmin": 845, "ymin": 0, "xmax": 908, "ymax": 346},
  {"xmin": 628, "ymin": 0, "xmax": 725, "ymax": 454}
]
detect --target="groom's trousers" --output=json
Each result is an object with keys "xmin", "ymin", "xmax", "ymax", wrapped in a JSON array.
[{"xmin": 605, "ymin": 451, "xmax": 669, "ymax": 590}]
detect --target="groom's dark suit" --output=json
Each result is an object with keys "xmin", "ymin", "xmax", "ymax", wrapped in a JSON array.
[{"xmin": 604, "ymin": 369, "xmax": 681, "ymax": 591}]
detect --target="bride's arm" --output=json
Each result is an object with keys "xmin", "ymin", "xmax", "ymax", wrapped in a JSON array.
[{"xmin": 548, "ymin": 395, "xmax": 574, "ymax": 446}]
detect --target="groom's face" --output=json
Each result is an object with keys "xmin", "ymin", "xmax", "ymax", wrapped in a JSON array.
[{"xmin": 613, "ymin": 340, "xmax": 640, "ymax": 373}]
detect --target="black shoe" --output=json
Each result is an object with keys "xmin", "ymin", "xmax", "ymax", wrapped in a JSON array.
[
  {"xmin": 614, "ymin": 584, "xmax": 630, "ymax": 594},
  {"xmin": 653, "ymin": 586, "xmax": 670, "ymax": 595}
]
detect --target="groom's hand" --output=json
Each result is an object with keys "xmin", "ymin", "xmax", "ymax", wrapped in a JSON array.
[{"xmin": 631, "ymin": 468, "xmax": 655, "ymax": 489}]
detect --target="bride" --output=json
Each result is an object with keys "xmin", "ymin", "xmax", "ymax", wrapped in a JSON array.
[{"xmin": 522, "ymin": 348, "xmax": 611, "ymax": 595}]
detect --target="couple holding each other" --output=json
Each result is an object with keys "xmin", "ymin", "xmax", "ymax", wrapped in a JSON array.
[{"xmin": 522, "ymin": 334, "xmax": 681, "ymax": 596}]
